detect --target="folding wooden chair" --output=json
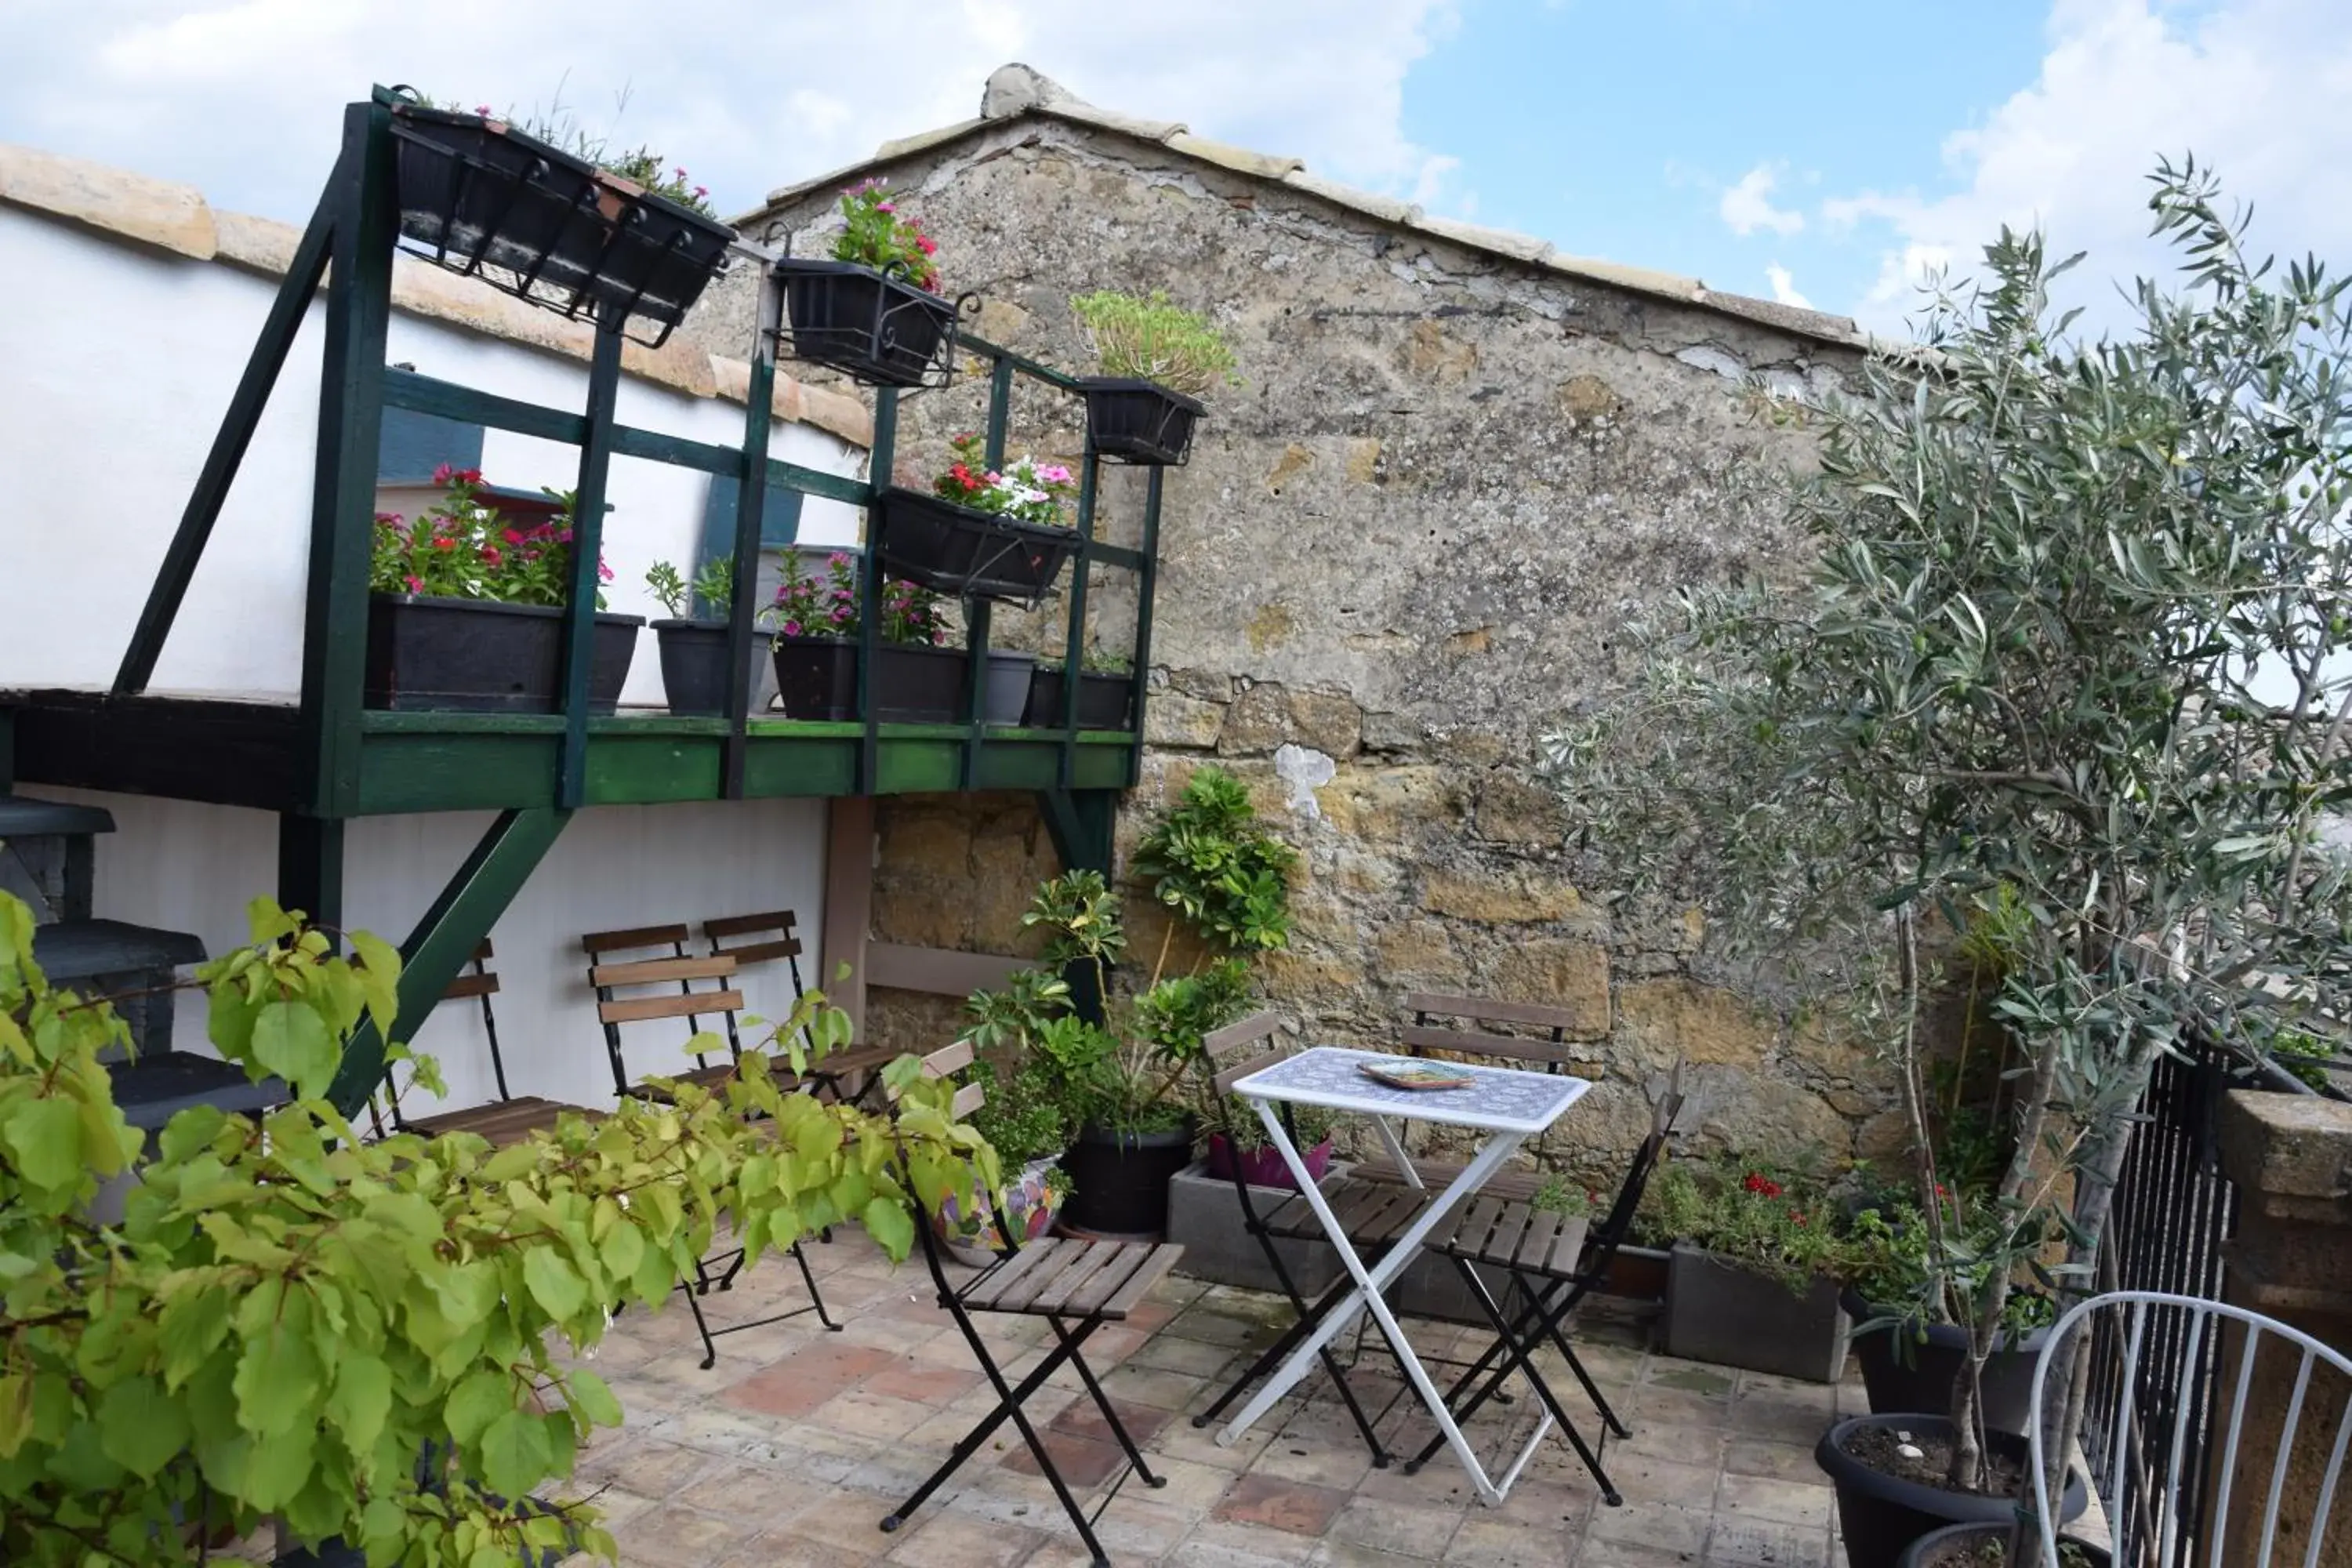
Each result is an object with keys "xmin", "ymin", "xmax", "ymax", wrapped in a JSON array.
[
  {"xmin": 583, "ymin": 924, "xmax": 744, "ymax": 1102},
  {"xmin": 379, "ymin": 941, "xmax": 590, "ymax": 1146},
  {"xmin": 1401, "ymin": 1076, "xmax": 1683, "ymax": 1505},
  {"xmin": 701, "ymin": 909, "xmax": 898, "ymax": 1103},
  {"xmin": 1183, "ymin": 1011, "xmax": 1415, "ymax": 1466},
  {"xmin": 883, "ymin": 1041, "xmax": 1183, "ymax": 1566},
  {"xmin": 582, "ymin": 923, "xmax": 840, "ymax": 1364}
]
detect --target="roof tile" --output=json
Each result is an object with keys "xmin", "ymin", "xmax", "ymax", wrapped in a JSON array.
[
  {"xmin": 0, "ymin": 141, "xmax": 216, "ymax": 260},
  {"xmin": 1163, "ymin": 132, "xmax": 1303, "ymax": 181},
  {"xmin": 1278, "ymin": 169, "xmax": 1421, "ymax": 227},
  {"xmin": 1412, "ymin": 213, "xmax": 1556, "ymax": 266}
]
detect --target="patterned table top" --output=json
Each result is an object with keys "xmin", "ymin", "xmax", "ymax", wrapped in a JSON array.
[{"xmin": 1229, "ymin": 1047, "xmax": 1592, "ymax": 1135}]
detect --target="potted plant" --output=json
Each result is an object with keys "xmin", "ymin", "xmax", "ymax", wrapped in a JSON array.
[
  {"xmin": 774, "ymin": 180, "xmax": 961, "ymax": 387},
  {"xmin": 1025, "ymin": 651, "xmax": 1136, "ymax": 731},
  {"xmin": 1547, "ymin": 169, "xmax": 2347, "ymax": 1568},
  {"xmin": 767, "ymin": 550, "xmax": 971, "ymax": 722},
  {"xmin": 1646, "ymin": 1152, "xmax": 1856, "ymax": 1383},
  {"xmin": 644, "ymin": 556, "xmax": 775, "ymax": 716},
  {"xmin": 1201, "ymin": 1094, "xmax": 1336, "ymax": 1188},
  {"xmin": 873, "ymin": 434, "xmax": 1083, "ymax": 604},
  {"xmin": 366, "ymin": 465, "xmax": 640, "ymax": 712},
  {"xmin": 935, "ymin": 1053, "xmax": 1073, "ymax": 1266},
  {"xmin": 0, "ymin": 889, "xmax": 988, "ymax": 1566},
  {"xmin": 1069, "ymin": 289, "xmax": 1237, "ymax": 465},
  {"xmin": 388, "ymin": 93, "xmax": 733, "ymax": 343},
  {"xmin": 1841, "ymin": 1196, "xmax": 2057, "ymax": 1436}
]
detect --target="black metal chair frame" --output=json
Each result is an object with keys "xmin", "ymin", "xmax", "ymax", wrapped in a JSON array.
[
  {"xmin": 583, "ymin": 923, "xmax": 840, "ymax": 1367},
  {"xmin": 1182, "ymin": 1011, "xmax": 1403, "ymax": 1466},
  {"xmin": 1401, "ymin": 1083, "xmax": 1684, "ymax": 1505},
  {"xmin": 881, "ymin": 1042, "xmax": 1176, "ymax": 1566},
  {"xmin": 701, "ymin": 909, "xmax": 896, "ymax": 1110}
]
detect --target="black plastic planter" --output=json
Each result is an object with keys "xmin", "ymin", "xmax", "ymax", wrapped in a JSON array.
[
  {"xmin": 1024, "ymin": 666, "xmax": 1135, "ymax": 731},
  {"xmin": 1060, "ymin": 1121, "xmax": 1197, "ymax": 1239},
  {"xmin": 653, "ymin": 619, "xmax": 775, "ymax": 716},
  {"xmin": 1080, "ymin": 377, "xmax": 1206, "ymax": 465},
  {"xmin": 388, "ymin": 101, "xmax": 734, "ymax": 347},
  {"xmin": 873, "ymin": 488, "xmax": 1078, "ymax": 604},
  {"xmin": 774, "ymin": 258, "xmax": 960, "ymax": 388},
  {"xmin": 1843, "ymin": 1288, "xmax": 2052, "ymax": 1436},
  {"xmin": 364, "ymin": 594, "xmax": 642, "ymax": 713},
  {"xmin": 1816, "ymin": 1415, "xmax": 2085, "ymax": 1568},
  {"xmin": 1667, "ymin": 1243, "xmax": 1850, "ymax": 1382},
  {"xmin": 769, "ymin": 638, "xmax": 972, "ymax": 721},
  {"xmin": 773, "ymin": 635, "xmax": 858, "ymax": 720}
]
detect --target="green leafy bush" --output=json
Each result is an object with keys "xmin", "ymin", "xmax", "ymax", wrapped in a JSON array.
[
  {"xmin": 1133, "ymin": 768, "xmax": 1297, "ymax": 963},
  {"xmin": 0, "ymin": 892, "xmax": 985, "ymax": 1566},
  {"xmin": 1069, "ymin": 290, "xmax": 1238, "ymax": 397},
  {"xmin": 644, "ymin": 556, "xmax": 735, "ymax": 619},
  {"xmin": 1636, "ymin": 1152, "xmax": 1854, "ymax": 1292}
]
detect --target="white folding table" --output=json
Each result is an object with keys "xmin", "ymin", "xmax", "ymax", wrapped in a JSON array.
[{"xmin": 1218, "ymin": 1045, "xmax": 1591, "ymax": 1503}]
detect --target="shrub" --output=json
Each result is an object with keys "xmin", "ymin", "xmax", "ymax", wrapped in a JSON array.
[{"xmin": 1069, "ymin": 290, "xmax": 1238, "ymax": 397}]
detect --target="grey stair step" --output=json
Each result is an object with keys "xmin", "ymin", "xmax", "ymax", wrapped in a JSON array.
[
  {"xmin": 31, "ymin": 919, "xmax": 208, "ymax": 981},
  {"xmin": 107, "ymin": 1051, "xmax": 287, "ymax": 1131},
  {"xmin": 0, "ymin": 795, "xmax": 115, "ymax": 840}
]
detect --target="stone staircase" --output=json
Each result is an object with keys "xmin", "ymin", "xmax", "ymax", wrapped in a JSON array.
[{"xmin": 1, "ymin": 794, "xmax": 285, "ymax": 1132}]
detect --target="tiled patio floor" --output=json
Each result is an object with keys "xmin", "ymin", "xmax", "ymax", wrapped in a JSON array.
[{"xmin": 559, "ymin": 1229, "xmax": 1863, "ymax": 1567}]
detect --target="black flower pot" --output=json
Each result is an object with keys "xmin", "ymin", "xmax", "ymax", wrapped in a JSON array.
[
  {"xmin": 873, "ymin": 643, "xmax": 970, "ymax": 723},
  {"xmin": 772, "ymin": 634, "xmax": 858, "ymax": 720},
  {"xmin": 1059, "ymin": 1120, "xmax": 1197, "ymax": 1239},
  {"xmin": 774, "ymin": 258, "xmax": 960, "ymax": 388},
  {"xmin": 1894, "ymin": 1522, "xmax": 2113, "ymax": 1568},
  {"xmin": 1080, "ymin": 377, "xmax": 1206, "ymax": 465},
  {"xmin": 1842, "ymin": 1288, "xmax": 2053, "ymax": 1436},
  {"xmin": 1816, "ymin": 1415, "xmax": 2085, "ymax": 1568},
  {"xmin": 388, "ymin": 102, "xmax": 734, "ymax": 346},
  {"xmin": 1667, "ymin": 1243, "xmax": 1850, "ymax": 1382},
  {"xmin": 364, "ymin": 594, "xmax": 641, "ymax": 713},
  {"xmin": 872, "ymin": 488, "xmax": 1078, "ymax": 604},
  {"xmin": 652, "ymin": 619, "xmax": 775, "ymax": 716},
  {"xmin": 1023, "ymin": 666, "xmax": 1135, "ymax": 731}
]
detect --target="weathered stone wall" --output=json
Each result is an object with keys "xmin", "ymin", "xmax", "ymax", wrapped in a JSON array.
[{"xmin": 691, "ymin": 118, "xmax": 1894, "ymax": 1173}]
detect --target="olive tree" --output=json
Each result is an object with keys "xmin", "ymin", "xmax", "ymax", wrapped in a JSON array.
[{"xmin": 1543, "ymin": 159, "xmax": 2352, "ymax": 1519}]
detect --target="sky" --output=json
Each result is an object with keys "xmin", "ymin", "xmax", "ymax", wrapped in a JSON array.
[{"xmin": 2, "ymin": 0, "xmax": 2347, "ymax": 337}]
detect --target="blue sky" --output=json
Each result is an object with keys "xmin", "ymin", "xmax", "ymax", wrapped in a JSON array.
[{"xmin": 2, "ymin": 1, "xmax": 2345, "ymax": 336}]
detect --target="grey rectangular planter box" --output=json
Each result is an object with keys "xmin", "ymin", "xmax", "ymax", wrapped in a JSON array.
[
  {"xmin": 1664, "ymin": 1241, "xmax": 1850, "ymax": 1383},
  {"xmin": 1167, "ymin": 1159, "xmax": 1519, "ymax": 1328}
]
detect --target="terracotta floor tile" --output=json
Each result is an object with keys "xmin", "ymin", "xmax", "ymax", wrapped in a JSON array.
[
  {"xmin": 605, "ymin": 1501, "xmax": 763, "ymax": 1568},
  {"xmin": 1050, "ymin": 1392, "xmax": 1175, "ymax": 1447},
  {"xmin": 1131, "ymin": 1331, "xmax": 1250, "ymax": 1378},
  {"xmin": 865, "ymin": 1359, "xmax": 986, "ymax": 1405},
  {"xmin": 1720, "ymin": 1440, "xmax": 1820, "ymax": 1485},
  {"xmin": 880, "ymin": 1508, "xmax": 1050, "ymax": 1566},
  {"xmin": 1212, "ymin": 1472, "xmax": 1349, "ymax": 1536},
  {"xmin": 1704, "ymin": 1516, "xmax": 1831, "ymax": 1568},
  {"xmin": 1588, "ymin": 1501, "xmax": 1711, "ymax": 1556},
  {"xmin": 1000, "ymin": 1428, "xmax": 1132, "ymax": 1490},
  {"xmin": 1324, "ymin": 1494, "xmax": 1465, "ymax": 1559},
  {"xmin": 1578, "ymin": 1541, "xmax": 1704, "ymax": 1568},
  {"xmin": 1443, "ymin": 1517, "xmax": 1575, "ymax": 1568},
  {"xmin": 723, "ymin": 1340, "xmax": 897, "ymax": 1417},
  {"xmin": 1178, "ymin": 1515, "xmax": 1334, "ymax": 1566},
  {"xmin": 1714, "ymin": 1475, "xmax": 1835, "ymax": 1530},
  {"xmin": 672, "ymin": 1458, "xmax": 837, "ymax": 1526}
]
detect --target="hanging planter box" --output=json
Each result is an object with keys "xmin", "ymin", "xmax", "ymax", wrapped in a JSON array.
[
  {"xmin": 773, "ymin": 258, "xmax": 960, "ymax": 388},
  {"xmin": 873, "ymin": 488, "xmax": 1077, "ymax": 604},
  {"xmin": 1024, "ymin": 666, "xmax": 1135, "ymax": 730},
  {"xmin": 1080, "ymin": 378, "xmax": 1206, "ymax": 466},
  {"xmin": 769, "ymin": 638, "xmax": 975, "ymax": 723},
  {"xmin": 364, "ymin": 594, "xmax": 641, "ymax": 713},
  {"xmin": 387, "ymin": 103, "xmax": 735, "ymax": 347},
  {"xmin": 652, "ymin": 621, "xmax": 775, "ymax": 716}
]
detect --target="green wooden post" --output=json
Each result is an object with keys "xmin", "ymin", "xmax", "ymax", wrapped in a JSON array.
[
  {"xmin": 117, "ymin": 176, "xmax": 341, "ymax": 696},
  {"xmin": 859, "ymin": 389, "xmax": 899, "ymax": 793},
  {"xmin": 325, "ymin": 805, "xmax": 571, "ymax": 1116},
  {"xmin": 555, "ymin": 318, "xmax": 626, "ymax": 809},
  {"xmin": 960, "ymin": 355, "xmax": 1017, "ymax": 787},
  {"xmin": 1127, "ymin": 465, "xmax": 1165, "ymax": 784},
  {"xmin": 1058, "ymin": 445, "xmax": 1100, "ymax": 787},
  {"xmin": 296, "ymin": 99, "xmax": 397, "ymax": 818},
  {"xmin": 720, "ymin": 266, "xmax": 781, "ymax": 800},
  {"xmin": 275, "ymin": 814, "xmax": 347, "ymax": 933}
]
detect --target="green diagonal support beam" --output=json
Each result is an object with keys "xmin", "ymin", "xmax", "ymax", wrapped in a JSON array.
[{"xmin": 326, "ymin": 805, "xmax": 571, "ymax": 1115}]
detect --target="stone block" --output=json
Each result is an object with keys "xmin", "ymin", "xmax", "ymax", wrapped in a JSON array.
[
  {"xmin": 1373, "ymin": 920, "xmax": 1460, "ymax": 987},
  {"xmin": 1216, "ymin": 684, "xmax": 1363, "ymax": 759},
  {"xmin": 1323, "ymin": 764, "xmax": 1456, "ymax": 842},
  {"xmin": 1485, "ymin": 938, "xmax": 1610, "ymax": 1036},
  {"xmin": 1145, "ymin": 691, "xmax": 1227, "ymax": 750},
  {"xmin": 1617, "ymin": 978, "xmax": 1775, "ymax": 1069},
  {"xmin": 1473, "ymin": 773, "xmax": 1567, "ymax": 847},
  {"xmin": 1421, "ymin": 866, "xmax": 1583, "ymax": 924},
  {"xmin": 1672, "ymin": 1068, "xmax": 1851, "ymax": 1160}
]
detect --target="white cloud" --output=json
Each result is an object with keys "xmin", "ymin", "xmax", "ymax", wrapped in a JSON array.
[
  {"xmin": 1720, "ymin": 163, "xmax": 1805, "ymax": 238},
  {"xmin": 1822, "ymin": 0, "xmax": 2352, "ymax": 334},
  {"xmin": 1765, "ymin": 264, "xmax": 1812, "ymax": 310},
  {"xmin": 0, "ymin": 1, "xmax": 1464, "ymax": 224}
]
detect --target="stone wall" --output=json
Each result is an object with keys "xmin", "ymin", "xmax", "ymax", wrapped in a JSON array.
[{"xmin": 691, "ymin": 115, "xmax": 1893, "ymax": 1173}]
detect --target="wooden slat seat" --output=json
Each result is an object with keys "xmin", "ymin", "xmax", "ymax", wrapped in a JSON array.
[
  {"xmin": 1353, "ymin": 1156, "xmax": 1552, "ymax": 1203},
  {"xmin": 401, "ymin": 1094, "xmax": 598, "ymax": 1148},
  {"xmin": 959, "ymin": 1236, "xmax": 1185, "ymax": 1321},
  {"xmin": 627, "ymin": 1062, "xmax": 740, "ymax": 1102}
]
